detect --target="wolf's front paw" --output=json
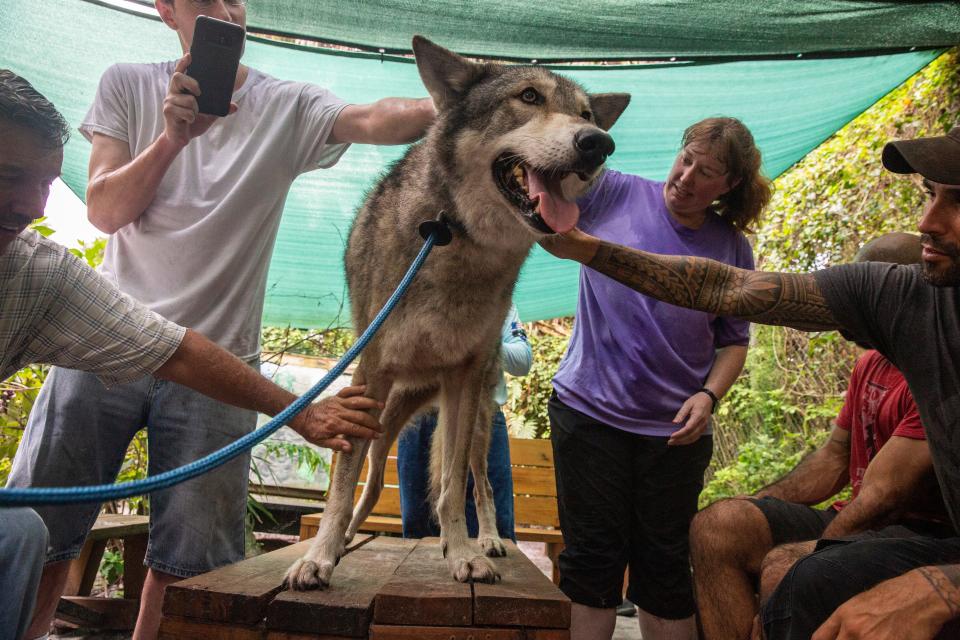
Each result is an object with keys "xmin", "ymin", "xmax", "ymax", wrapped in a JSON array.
[
  {"xmin": 449, "ymin": 554, "xmax": 501, "ymax": 584},
  {"xmin": 478, "ymin": 535, "xmax": 507, "ymax": 558},
  {"xmin": 283, "ymin": 556, "xmax": 335, "ymax": 591}
]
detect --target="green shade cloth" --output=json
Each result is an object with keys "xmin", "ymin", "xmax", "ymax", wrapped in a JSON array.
[
  {"xmin": 244, "ymin": 0, "xmax": 959, "ymax": 61},
  {"xmin": 0, "ymin": 0, "xmax": 943, "ymax": 325}
]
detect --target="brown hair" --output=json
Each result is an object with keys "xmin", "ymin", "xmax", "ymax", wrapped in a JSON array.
[{"xmin": 681, "ymin": 117, "xmax": 771, "ymax": 233}]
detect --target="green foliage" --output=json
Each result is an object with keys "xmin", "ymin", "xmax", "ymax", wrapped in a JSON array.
[
  {"xmin": 0, "ymin": 365, "xmax": 46, "ymax": 486},
  {"xmin": 260, "ymin": 325, "xmax": 354, "ymax": 359},
  {"xmin": 505, "ymin": 326, "xmax": 570, "ymax": 438},
  {"xmin": 98, "ymin": 547, "xmax": 124, "ymax": 587},
  {"xmin": 69, "ymin": 237, "xmax": 107, "ymax": 268}
]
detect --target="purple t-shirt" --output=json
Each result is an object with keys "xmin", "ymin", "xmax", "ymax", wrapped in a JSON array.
[{"xmin": 553, "ymin": 170, "xmax": 754, "ymax": 437}]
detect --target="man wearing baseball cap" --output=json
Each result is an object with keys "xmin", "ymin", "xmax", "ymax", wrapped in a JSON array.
[{"xmin": 539, "ymin": 126, "xmax": 960, "ymax": 639}]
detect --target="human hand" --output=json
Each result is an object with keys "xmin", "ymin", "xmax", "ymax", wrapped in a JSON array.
[
  {"xmin": 668, "ymin": 391, "xmax": 713, "ymax": 446},
  {"xmin": 289, "ymin": 385, "xmax": 383, "ymax": 452},
  {"xmin": 538, "ymin": 227, "xmax": 600, "ymax": 264},
  {"xmin": 811, "ymin": 569, "xmax": 955, "ymax": 640},
  {"xmin": 162, "ymin": 54, "xmax": 237, "ymax": 148}
]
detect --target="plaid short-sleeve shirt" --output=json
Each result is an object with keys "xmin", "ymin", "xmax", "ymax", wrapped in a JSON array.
[{"xmin": 1, "ymin": 231, "xmax": 186, "ymax": 386}]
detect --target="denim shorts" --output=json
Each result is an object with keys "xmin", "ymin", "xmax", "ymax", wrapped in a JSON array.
[{"xmin": 7, "ymin": 366, "xmax": 256, "ymax": 577}]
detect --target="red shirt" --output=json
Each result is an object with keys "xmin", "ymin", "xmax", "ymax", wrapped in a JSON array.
[{"xmin": 834, "ymin": 350, "xmax": 924, "ymax": 508}]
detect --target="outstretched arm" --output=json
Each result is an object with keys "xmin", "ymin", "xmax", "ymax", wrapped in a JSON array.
[
  {"xmin": 540, "ymin": 229, "xmax": 841, "ymax": 332},
  {"xmin": 329, "ymin": 97, "xmax": 436, "ymax": 145}
]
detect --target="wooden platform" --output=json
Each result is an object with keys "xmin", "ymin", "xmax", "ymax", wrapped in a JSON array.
[{"xmin": 160, "ymin": 535, "xmax": 570, "ymax": 639}]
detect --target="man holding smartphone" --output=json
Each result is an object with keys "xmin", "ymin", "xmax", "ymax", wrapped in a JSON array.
[{"xmin": 11, "ymin": 1, "xmax": 436, "ymax": 638}]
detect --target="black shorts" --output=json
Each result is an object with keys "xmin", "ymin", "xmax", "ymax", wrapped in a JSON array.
[
  {"xmin": 549, "ymin": 393, "xmax": 713, "ymax": 619},
  {"xmin": 749, "ymin": 496, "xmax": 838, "ymax": 546},
  {"xmin": 761, "ymin": 532, "xmax": 960, "ymax": 640}
]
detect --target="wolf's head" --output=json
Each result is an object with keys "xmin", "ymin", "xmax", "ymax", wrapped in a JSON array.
[{"xmin": 413, "ymin": 36, "xmax": 630, "ymax": 241}]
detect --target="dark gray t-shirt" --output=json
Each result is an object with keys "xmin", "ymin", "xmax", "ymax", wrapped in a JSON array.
[{"xmin": 816, "ymin": 262, "xmax": 960, "ymax": 533}]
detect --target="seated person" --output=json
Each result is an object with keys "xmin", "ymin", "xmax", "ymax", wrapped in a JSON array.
[
  {"xmin": 397, "ymin": 303, "xmax": 531, "ymax": 541},
  {"xmin": 689, "ymin": 232, "xmax": 950, "ymax": 640}
]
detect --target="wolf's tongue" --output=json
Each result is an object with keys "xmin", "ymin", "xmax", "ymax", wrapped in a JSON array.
[{"xmin": 527, "ymin": 169, "xmax": 579, "ymax": 233}]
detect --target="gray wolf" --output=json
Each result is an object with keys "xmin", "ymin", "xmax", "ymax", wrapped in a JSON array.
[{"xmin": 284, "ymin": 36, "xmax": 629, "ymax": 589}]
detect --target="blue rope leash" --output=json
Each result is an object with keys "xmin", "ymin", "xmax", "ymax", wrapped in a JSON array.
[{"xmin": 0, "ymin": 231, "xmax": 440, "ymax": 507}]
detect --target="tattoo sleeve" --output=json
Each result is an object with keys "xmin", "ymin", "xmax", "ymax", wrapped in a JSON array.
[
  {"xmin": 589, "ymin": 241, "xmax": 840, "ymax": 332},
  {"xmin": 918, "ymin": 566, "xmax": 960, "ymax": 619}
]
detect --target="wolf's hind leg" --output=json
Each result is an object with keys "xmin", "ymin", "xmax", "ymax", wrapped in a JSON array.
[
  {"xmin": 470, "ymin": 398, "xmax": 507, "ymax": 558},
  {"xmin": 346, "ymin": 384, "xmax": 438, "ymax": 541},
  {"xmin": 436, "ymin": 367, "xmax": 500, "ymax": 584},
  {"xmin": 284, "ymin": 375, "xmax": 393, "ymax": 591}
]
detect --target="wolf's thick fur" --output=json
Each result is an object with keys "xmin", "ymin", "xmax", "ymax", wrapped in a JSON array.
[{"xmin": 285, "ymin": 37, "xmax": 629, "ymax": 590}]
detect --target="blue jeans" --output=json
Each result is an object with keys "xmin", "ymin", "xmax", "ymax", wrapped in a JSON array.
[
  {"xmin": 8, "ymin": 366, "xmax": 256, "ymax": 577},
  {"xmin": 397, "ymin": 409, "xmax": 515, "ymax": 541},
  {"xmin": 0, "ymin": 508, "xmax": 47, "ymax": 640}
]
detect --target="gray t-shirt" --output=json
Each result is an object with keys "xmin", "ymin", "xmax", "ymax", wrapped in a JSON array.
[
  {"xmin": 816, "ymin": 262, "xmax": 960, "ymax": 532},
  {"xmin": 80, "ymin": 62, "xmax": 349, "ymax": 360}
]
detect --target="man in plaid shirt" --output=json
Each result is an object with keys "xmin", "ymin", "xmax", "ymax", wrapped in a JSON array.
[{"xmin": 0, "ymin": 69, "xmax": 382, "ymax": 640}]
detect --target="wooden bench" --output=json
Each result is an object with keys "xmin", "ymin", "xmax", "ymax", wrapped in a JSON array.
[
  {"xmin": 300, "ymin": 437, "xmax": 565, "ymax": 583},
  {"xmin": 160, "ymin": 535, "xmax": 570, "ymax": 639},
  {"xmin": 56, "ymin": 513, "xmax": 149, "ymax": 631}
]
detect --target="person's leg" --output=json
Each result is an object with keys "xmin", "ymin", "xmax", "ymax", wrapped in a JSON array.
[
  {"xmin": 629, "ymin": 435, "xmax": 713, "ymax": 640},
  {"xmin": 484, "ymin": 409, "xmax": 515, "ymax": 542},
  {"xmin": 0, "ymin": 508, "xmax": 48, "ymax": 640},
  {"xmin": 397, "ymin": 411, "xmax": 441, "ymax": 538},
  {"xmin": 7, "ymin": 367, "xmax": 148, "ymax": 638},
  {"xmin": 690, "ymin": 496, "xmax": 835, "ymax": 639},
  {"xmin": 134, "ymin": 376, "xmax": 258, "ymax": 640},
  {"xmin": 762, "ymin": 535, "xmax": 960, "ymax": 640},
  {"xmin": 758, "ymin": 541, "xmax": 816, "ymax": 603},
  {"xmin": 549, "ymin": 394, "xmax": 633, "ymax": 640}
]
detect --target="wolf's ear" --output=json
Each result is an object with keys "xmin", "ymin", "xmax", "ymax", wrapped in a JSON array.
[
  {"xmin": 412, "ymin": 36, "xmax": 480, "ymax": 110},
  {"xmin": 589, "ymin": 93, "xmax": 631, "ymax": 131}
]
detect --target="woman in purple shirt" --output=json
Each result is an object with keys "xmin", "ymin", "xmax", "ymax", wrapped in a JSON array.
[{"xmin": 549, "ymin": 117, "xmax": 771, "ymax": 640}]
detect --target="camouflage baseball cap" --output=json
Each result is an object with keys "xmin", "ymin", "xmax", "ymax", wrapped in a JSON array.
[{"xmin": 882, "ymin": 127, "xmax": 960, "ymax": 185}]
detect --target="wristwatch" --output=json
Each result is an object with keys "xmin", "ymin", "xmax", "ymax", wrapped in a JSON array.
[{"xmin": 697, "ymin": 387, "xmax": 719, "ymax": 414}]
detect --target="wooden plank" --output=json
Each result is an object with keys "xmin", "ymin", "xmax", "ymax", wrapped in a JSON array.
[
  {"xmin": 513, "ymin": 527, "xmax": 563, "ymax": 544},
  {"xmin": 88, "ymin": 514, "xmax": 150, "ymax": 540},
  {"xmin": 56, "ymin": 596, "xmax": 139, "ymax": 630},
  {"xmin": 370, "ymin": 625, "xmax": 523, "ymax": 640},
  {"xmin": 163, "ymin": 537, "xmax": 370, "ymax": 625},
  {"xmin": 266, "ymin": 536, "xmax": 414, "ymax": 637},
  {"xmin": 266, "ymin": 632, "xmax": 355, "ymax": 640},
  {"xmin": 300, "ymin": 514, "xmax": 404, "ymax": 541},
  {"xmin": 352, "ymin": 485, "xmax": 402, "ymax": 516},
  {"xmin": 374, "ymin": 538, "xmax": 473, "ymax": 627},
  {"xmin": 514, "ymin": 496, "xmax": 560, "ymax": 528},
  {"xmin": 525, "ymin": 631, "xmax": 571, "ymax": 640},
  {"xmin": 158, "ymin": 615, "xmax": 265, "ymax": 640},
  {"xmin": 508, "ymin": 439, "xmax": 554, "ymax": 468},
  {"xmin": 474, "ymin": 541, "xmax": 570, "ymax": 629},
  {"xmin": 511, "ymin": 467, "xmax": 557, "ymax": 497}
]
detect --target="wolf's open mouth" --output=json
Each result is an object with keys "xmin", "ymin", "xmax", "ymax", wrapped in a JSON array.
[{"xmin": 493, "ymin": 154, "xmax": 583, "ymax": 234}]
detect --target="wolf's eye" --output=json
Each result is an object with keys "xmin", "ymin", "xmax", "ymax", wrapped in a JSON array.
[
  {"xmin": 581, "ymin": 110, "xmax": 592, "ymax": 121},
  {"xmin": 520, "ymin": 88, "xmax": 541, "ymax": 104}
]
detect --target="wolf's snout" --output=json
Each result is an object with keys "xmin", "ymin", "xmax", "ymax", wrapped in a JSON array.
[{"xmin": 574, "ymin": 129, "xmax": 616, "ymax": 169}]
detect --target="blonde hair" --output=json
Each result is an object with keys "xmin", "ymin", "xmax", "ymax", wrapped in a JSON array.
[{"xmin": 681, "ymin": 117, "xmax": 772, "ymax": 233}]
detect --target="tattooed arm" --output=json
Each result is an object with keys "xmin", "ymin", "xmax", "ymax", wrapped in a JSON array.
[
  {"xmin": 810, "ymin": 565, "xmax": 960, "ymax": 639},
  {"xmin": 539, "ymin": 228, "xmax": 840, "ymax": 332}
]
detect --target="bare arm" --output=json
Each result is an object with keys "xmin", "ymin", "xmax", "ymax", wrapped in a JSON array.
[
  {"xmin": 812, "ymin": 566, "xmax": 960, "ymax": 639},
  {"xmin": 755, "ymin": 426, "xmax": 851, "ymax": 504},
  {"xmin": 86, "ymin": 54, "xmax": 230, "ymax": 233},
  {"xmin": 154, "ymin": 329, "xmax": 382, "ymax": 452},
  {"xmin": 821, "ymin": 435, "xmax": 934, "ymax": 538},
  {"xmin": 668, "ymin": 344, "xmax": 747, "ymax": 446},
  {"xmin": 540, "ymin": 229, "xmax": 841, "ymax": 332},
  {"xmin": 329, "ymin": 97, "xmax": 435, "ymax": 145}
]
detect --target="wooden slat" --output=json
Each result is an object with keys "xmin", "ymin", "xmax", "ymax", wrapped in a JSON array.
[
  {"xmin": 300, "ymin": 514, "xmax": 404, "ymax": 541},
  {"xmin": 473, "ymin": 541, "xmax": 570, "ymax": 629},
  {"xmin": 267, "ymin": 537, "xmax": 414, "ymax": 636},
  {"xmin": 374, "ymin": 538, "xmax": 472, "ymax": 627},
  {"xmin": 352, "ymin": 485, "xmax": 402, "ymax": 516},
  {"xmin": 370, "ymin": 626, "xmax": 523, "ymax": 640},
  {"xmin": 56, "ymin": 597, "xmax": 139, "ymax": 631},
  {"xmin": 159, "ymin": 616, "xmax": 265, "ymax": 640},
  {"xmin": 88, "ymin": 514, "xmax": 150, "ymax": 540},
  {"xmin": 162, "ymin": 537, "xmax": 369, "ymax": 625},
  {"xmin": 514, "ymin": 496, "xmax": 560, "ymax": 529},
  {"xmin": 508, "ymin": 439, "xmax": 554, "ymax": 468},
  {"xmin": 514, "ymin": 526, "xmax": 564, "ymax": 544},
  {"xmin": 510, "ymin": 466, "xmax": 557, "ymax": 497},
  {"xmin": 526, "ymin": 630, "xmax": 571, "ymax": 640}
]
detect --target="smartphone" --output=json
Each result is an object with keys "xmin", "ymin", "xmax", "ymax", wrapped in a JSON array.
[{"xmin": 186, "ymin": 15, "xmax": 245, "ymax": 117}]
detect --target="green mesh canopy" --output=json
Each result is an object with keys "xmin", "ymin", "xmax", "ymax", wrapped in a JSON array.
[{"xmin": 0, "ymin": 0, "xmax": 948, "ymax": 324}]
